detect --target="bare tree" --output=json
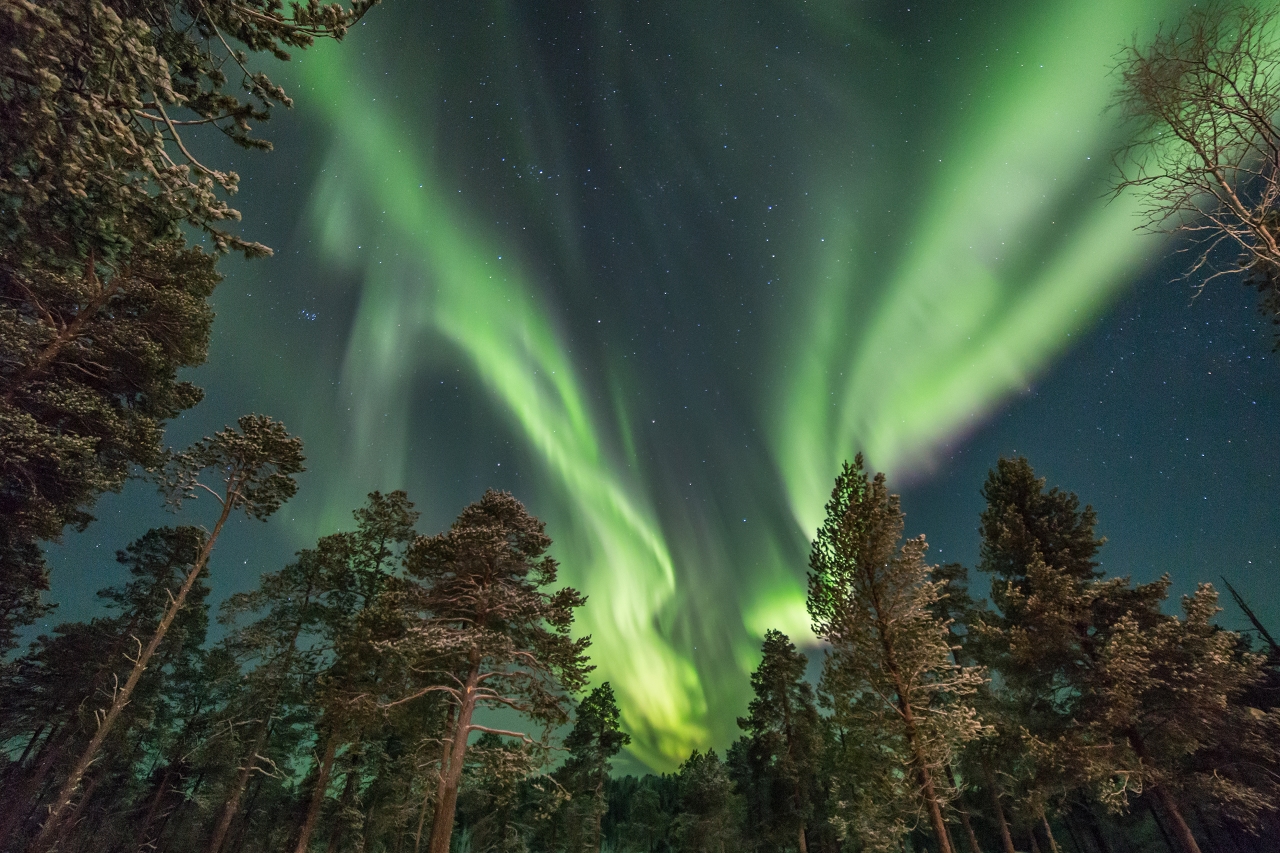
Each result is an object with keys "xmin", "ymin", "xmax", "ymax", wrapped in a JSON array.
[{"xmin": 1113, "ymin": 2, "xmax": 1280, "ymax": 336}]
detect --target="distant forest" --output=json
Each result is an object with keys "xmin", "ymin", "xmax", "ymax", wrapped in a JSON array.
[{"xmin": 2, "ymin": 2, "xmax": 1280, "ymax": 853}]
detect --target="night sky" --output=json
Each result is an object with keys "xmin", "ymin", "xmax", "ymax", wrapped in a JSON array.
[{"xmin": 44, "ymin": 0, "xmax": 1279, "ymax": 771}]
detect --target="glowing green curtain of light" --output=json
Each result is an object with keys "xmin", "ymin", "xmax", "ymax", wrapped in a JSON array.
[
  {"xmin": 295, "ymin": 48, "xmax": 708, "ymax": 770},
  {"xmin": 773, "ymin": 0, "xmax": 1177, "ymax": 551},
  {"xmin": 288, "ymin": 0, "xmax": 1187, "ymax": 769}
]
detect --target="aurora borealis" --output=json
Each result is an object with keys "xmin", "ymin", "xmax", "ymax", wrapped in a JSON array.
[{"xmin": 47, "ymin": 0, "xmax": 1280, "ymax": 771}]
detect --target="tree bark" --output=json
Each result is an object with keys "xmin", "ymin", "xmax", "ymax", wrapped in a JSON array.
[
  {"xmin": 946, "ymin": 764, "xmax": 983, "ymax": 853},
  {"xmin": 28, "ymin": 495, "xmax": 233, "ymax": 853},
  {"xmin": 1062, "ymin": 814, "xmax": 1089, "ymax": 853},
  {"xmin": 209, "ymin": 576, "xmax": 311, "ymax": 853},
  {"xmin": 1, "ymin": 261, "xmax": 120, "ymax": 404},
  {"xmin": 982, "ymin": 761, "xmax": 1017, "ymax": 853},
  {"xmin": 206, "ymin": 717, "xmax": 273, "ymax": 853},
  {"xmin": 293, "ymin": 732, "xmax": 339, "ymax": 853},
  {"xmin": 1041, "ymin": 813, "xmax": 1062, "ymax": 853},
  {"xmin": 135, "ymin": 762, "xmax": 178, "ymax": 851},
  {"xmin": 1084, "ymin": 808, "xmax": 1116, "ymax": 853},
  {"xmin": 427, "ymin": 666, "xmax": 479, "ymax": 853},
  {"xmin": 876, "ymin": 607, "xmax": 951, "ymax": 853},
  {"xmin": 6, "ymin": 724, "xmax": 47, "ymax": 784},
  {"xmin": 1125, "ymin": 729, "xmax": 1201, "ymax": 853},
  {"xmin": 229, "ymin": 772, "xmax": 266, "ymax": 853},
  {"xmin": 325, "ymin": 764, "xmax": 360, "ymax": 853},
  {"xmin": 1149, "ymin": 799, "xmax": 1177, "ymax": 853},
  {"xmin": 905, "ymin": 714, "xmax": 952, "ymax": 853},
  {"xmin": 48, "ymin": 764, "xmax": 106, "ymax": 853},
  {"xmin": 1151, "ymin": 784, "xmax": 1203, "ymax": 853}
]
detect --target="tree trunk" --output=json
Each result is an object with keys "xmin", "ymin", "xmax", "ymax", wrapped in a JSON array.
[
  {"xmin": 48, "ymin": 764, "xmax": 106, "ymax": 853},
  {"xmin": 29, "ymin": 496, "xmax": 233, "ymax": 853},
  {"xmin": 326, "ymin": 761, "xmax": 361, "ymax": 853},
  {"xmin": 946, "ymin": 765, "xmax": 983, "ymax": 853},
  {"xmin": 0, "ymin": 725, "xmax": 65, "ymax": 847},
  {"xmin": 1149, "ymin": 800, "xmax": 1177, "ymax": 853},
  {"xmin": 1150, "ymin": 784, "xmax": 1203, "ymax": 853},
  {"xmin": 210, "ymin": 577, "xmax": 310, "ymax": 853},
  {"xmin": 1062, "ymin": 814, "xmax": 1088, "ymax": 853},
  {"xmin": 293, "ymin": 733, "xmax": 340, "ymax": 853},
  {"xmin": 909, "ymin": 727, "xmax": 952, "ymax": 853},
  {"xmin": 1189, "ymin": 806, "xmax": 1227, "ymax": 853},
  {"xmin": 1084, "ymin": 809, "xmax": 1116, "ymax": 853},
  {"xmin": 427, "ymin": 667, "xmax": 479, "ymax": 853},
  {"xmin": 982, "ymin": 761, "xmax": 1017, "ymax": 853},
  {"xmin": 1041, "ymin": 813, "xmax": 1062, "ymax": 853},
  {"xmin": 415, "ymin": 705, "xmax": 456, "ymax": 853},
  {"xmin": 6, "ymin": 724, "xmax": 47, "ymax": 784},
  {"xmin": 412, "ymin": 782, "xmax": 433, "ymax": 853},
  {"xmin": 207, "ymin": 718, "xmax": 273, "ymax": 853},
  {"xmin": 1, "ymin": 261, "xmax": 120, "ymax": 404},
  {"xmin": 135, "ymin": 762, "xmax": 178, "ymax": 851},
  {"xmin": 229, "ymin": 772, "xmax": 266, "ymax": 853},
  {"xmin": 1125, "ymin": 729, "xmax": 1201, "ymax": 853},
  {"xmin": 881, "ymin": 646, "xmax": 951, "ymax": 853}
]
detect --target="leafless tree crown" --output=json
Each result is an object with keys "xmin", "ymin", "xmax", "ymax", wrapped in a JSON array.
[{"xmin": 1113, "ymin": 2, "xmax": 1280, "ymax": 330}]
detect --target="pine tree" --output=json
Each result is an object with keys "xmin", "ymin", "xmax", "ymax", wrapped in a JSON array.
[
  {"xmin": 730, "ymin": 630, "xmax": 821, "ymax": 853},
  {"xmin": 973, "ymin": 457, "xmax": 1280, "ymax": 853},
  {"xmin": 29, "ymin": 415, "xmax": 303, "ymax": 850},
  {"xmin": 671, "ymin": 750, "xmax": 742, "ymax": 853},
  {"xmin": 283, "ymin": 491, "xmax": 419, "ymax": 853},
  {"xmin": 556, "ymin": 683, "xmax": 631, "ymax": 853},
  {"xmin": 0, "ymin": 526, "xmax": 211, "ymax": 850},
  {"xmin": 0, "ymin": 0, "xmax": 375, "ymax": 650},
  {"xmin": 385, "ymin": 490, "xmax": 592, "ymax": 853},
  {"xmin": 1083, "ymin": 585, "xmax": 1279, "ymax": 853},
  {"xmin": 808, "ymin": 456, "xmax": 986, "ymax": 853}
]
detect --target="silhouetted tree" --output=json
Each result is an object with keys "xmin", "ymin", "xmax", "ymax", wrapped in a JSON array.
[
  {"xmin": 1113, "ymin": 2, "xmax": 1280, "ymax": 344},
  {"xmin": 557, "ymin": 683, "xmax": 631, "ymax": 852},
  {"xmin": 672, "ymin": 750, "xmax": 741, "ymax": 853},
  {"xmin": 730, "ymin": 630, "xmax": 821, "ymax": 853}
]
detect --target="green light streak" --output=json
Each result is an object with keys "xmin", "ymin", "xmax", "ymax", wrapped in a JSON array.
[
  {"xmin": 295, "ymin": 49, "xmax": 708, "ymax": 769},
  {"xmin": 773, "ymin": 0, "xmax": 1179, "ymax": 539}
]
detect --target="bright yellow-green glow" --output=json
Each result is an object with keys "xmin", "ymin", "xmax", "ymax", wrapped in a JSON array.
[{"xmin": 296, "ymin": 50, "xmax": 708, "ymax": 769}]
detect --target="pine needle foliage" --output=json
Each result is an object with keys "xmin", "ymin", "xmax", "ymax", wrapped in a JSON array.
[{"xmin": 808, "ymin": 456, "xmax": 986, "ymax": 853}]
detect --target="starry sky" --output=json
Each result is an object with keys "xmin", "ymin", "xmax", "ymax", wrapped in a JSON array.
[{"xmin": 45, "ymin": 0, "xmax": 1279, "ymax": 771}]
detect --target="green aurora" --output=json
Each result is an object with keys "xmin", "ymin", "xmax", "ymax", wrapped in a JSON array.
[{"xmin": 233, "ymin": 0, "xmax": 1189, "ymax": 769}]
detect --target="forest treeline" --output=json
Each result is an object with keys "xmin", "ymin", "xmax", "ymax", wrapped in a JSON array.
[{"xmin": 1, "ymin": 452, "xmax": 1278, "ymax": 853}]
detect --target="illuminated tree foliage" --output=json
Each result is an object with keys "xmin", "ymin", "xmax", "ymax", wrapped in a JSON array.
[
  {"xmin": 975, "ymin": 457, "xmax": 1280, "ymax": 853},
  {"xmin": 23, "ymin": 415, "xmax": 304, "ymax": 852},
  {"xmin": 0, "ymin": 0, "xmax": 375, "ymax": 654},
  {"xmin": 807, "ymin": 456, "xmax": 986, "ymax": 853},
  {"xmin": 387, "ymin": 490, "xmax": 592, "ymax": 853}
]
